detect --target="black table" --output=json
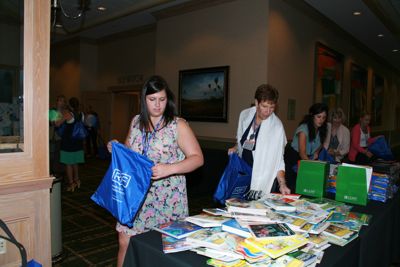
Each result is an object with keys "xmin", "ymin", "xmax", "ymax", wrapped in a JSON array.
[{"xmin": 123, "ymin": 192, "xmax": 400, "ymax": 267}]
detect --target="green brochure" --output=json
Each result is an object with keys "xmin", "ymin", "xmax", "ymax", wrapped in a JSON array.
[
  {"xmin": 336, "ymin": 165, "xmax": 368, "ymax": 206},
  {"xmin": 296, "ymin": 160, "xmax": 328, "ymax": 197}
]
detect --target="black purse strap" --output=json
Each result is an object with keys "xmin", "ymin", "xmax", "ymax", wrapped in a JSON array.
[{"xmin": 0, "ymin": 219, "xmax": 27, "ymax": 267}]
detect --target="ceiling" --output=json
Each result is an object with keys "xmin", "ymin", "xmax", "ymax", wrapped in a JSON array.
[
  {"xmin": 2, "ymin": 0, "xmax": 399, "ymax": 71},
  {"xmin": 304, "ymin": 0, "xmax": 400, "ymax": 72}
]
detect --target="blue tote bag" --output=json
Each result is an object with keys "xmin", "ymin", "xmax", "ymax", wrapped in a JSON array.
[
  {"xmin": 368, "ymin": 135, "xmax": 394, "ymax": 161},
  {"xmin": 91, "ymin": 142, "xmax": 154, "ymax": 227},
  {"xmin": 213, "ymin": 153, "xmax": 252, "ymax": 204},
  {"xmin": 318, "ymin": 148, "xmax": 337, "ymax": 164}
]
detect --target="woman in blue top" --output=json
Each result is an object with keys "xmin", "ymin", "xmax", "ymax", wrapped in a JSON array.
[{"xmin": 284, "ymin": 103, "xmax": 328, "ymax": 192}]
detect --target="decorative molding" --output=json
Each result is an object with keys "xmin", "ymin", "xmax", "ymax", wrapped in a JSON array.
[
  {"xmin": 152, "ymin": 0, "xmax": 235, "ymax": 20},
  {"xmin": 98, "ymin": 24, "xmax": 156, "ymax": 43}
]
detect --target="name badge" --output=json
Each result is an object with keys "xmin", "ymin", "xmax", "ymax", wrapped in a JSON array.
[{"xmin": 243, "ymin": 140, "xmax": 255, "ymax": 151}]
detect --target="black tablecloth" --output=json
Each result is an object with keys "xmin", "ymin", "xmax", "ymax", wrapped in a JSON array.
[{"xmin": 123, "ymin": 192, "xmax": 400, "ymax": 267}]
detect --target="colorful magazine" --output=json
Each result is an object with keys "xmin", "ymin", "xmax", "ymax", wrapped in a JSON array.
[
  {"xmin": 248, "ymin": 223, "xmax": 296, "ymax": 240},
  {"xmin": 221, "ymin": 219, "xmax": 252, "ymax": 238},
  {"xmin": 152, "ymin": 220, "xmax": 203, "ymax": 239},
  {"xmin": 245, "ymin": 235, "xmax": 308, "ymax": 259},
  {"xmin": 161, "ymin": 234, "xmax": 197, "ymax": 253}
]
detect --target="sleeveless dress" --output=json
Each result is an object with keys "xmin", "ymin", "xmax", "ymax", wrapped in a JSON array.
[{"xmin": 116, "ymin": 115, "xmax": 188, "ymax": 236}]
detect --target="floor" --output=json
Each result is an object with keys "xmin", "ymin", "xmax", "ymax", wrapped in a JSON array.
[{"xmin": 53, "ymin": 157, "xmax": 215, "ymax": 267}]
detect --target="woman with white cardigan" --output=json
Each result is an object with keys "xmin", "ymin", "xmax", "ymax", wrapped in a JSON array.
[
  {"xmin": 323, "ymin": 108, "xmax": 350, "ymax": 162},
  {"xmin": 228, "ymin": 84, "xmax": 290, "ymax": 200}
]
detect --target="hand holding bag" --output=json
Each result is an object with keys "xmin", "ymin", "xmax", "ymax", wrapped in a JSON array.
[
  {"xmin": 91, "ymin": 142, "xmax": 154, "ymax": 227},
  {"xmin": 213, "ymin": 153, "xmax": 252, "ymax": 204}
]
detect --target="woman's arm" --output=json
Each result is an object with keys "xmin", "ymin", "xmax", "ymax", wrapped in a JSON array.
[
  {"xmin": 276, "ymin": 170, "xmax": 290, "ymax": 194},
  {"xmin": 351, "ymin": 124, "xmax": 367, "ymax": 154},
  {"xmin": 297, "ymin": 132, "xmax": 309, "ymax": 160},
  {"xmin": 323, "ymin": 123, "xmax": 331, "ymax": 150},
  {"xmin": 337, "ymin": 126, "xmax": 350, "ymax": 157},
  {"xmin": 151, "ymin": 119, "xmax": 204, "ymax": 180}
]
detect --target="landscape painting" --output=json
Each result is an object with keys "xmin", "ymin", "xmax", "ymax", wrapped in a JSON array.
[{"xmin": 179, "ymin": 66, "xmax": 229, "ymax": 122}]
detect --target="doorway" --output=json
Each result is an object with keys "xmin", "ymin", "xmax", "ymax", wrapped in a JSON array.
[{"xmin": 110, "ymin": 91, "xmax": 140, "ymax": 142}]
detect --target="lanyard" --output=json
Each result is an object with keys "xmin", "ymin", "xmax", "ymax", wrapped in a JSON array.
[
  {"xmin": 142, "ymin": 117, "xmax": 163, "ymax": 156},
  {"xmin": 249, "ymin": 115, "xmax": 261, "ymax": 140}
]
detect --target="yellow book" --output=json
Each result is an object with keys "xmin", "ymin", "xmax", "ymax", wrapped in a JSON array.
[{"xmin": 244, "ymin": 235, "xmax": 308, "ymax": 259}]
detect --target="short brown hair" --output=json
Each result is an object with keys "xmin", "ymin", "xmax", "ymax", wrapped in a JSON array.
[{"xmin": 254, "ymin": 84, "xmax": 279, "ymax": 103}]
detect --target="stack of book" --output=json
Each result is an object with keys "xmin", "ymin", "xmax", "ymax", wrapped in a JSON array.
[
  {"xmin": 152, "ymin": 220, "xmax": 203, "ymax": 239},
  {"xmin": 326, "ymin": 211, "xmax": 371, "ymax": 232},
  {"xmin": 321, "ymin": 224, "xmax": 358, "ymax": 246},
  {"xmin": 368, "ymin": 172, "xmax": 392, "ymax": 202},
  {"xmin": 185, "ymin": 213, "xmax": 231, "ymax": 227},
  {"xmin": 326, "ymin": 164, "xmax": 338, "ymax": 193},
  {"xmin": 154, "ymin": 195, "xmax": 372, "ymax": 266}
]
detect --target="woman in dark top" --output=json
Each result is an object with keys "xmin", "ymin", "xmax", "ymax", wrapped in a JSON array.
[{"xmin": 59, "ymin": 97, "xmax": 85, "ymax": 192}]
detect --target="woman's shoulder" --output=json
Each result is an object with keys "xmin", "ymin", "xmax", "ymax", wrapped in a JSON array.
[
  {"xmin": 174, "ymin": 116, "xmax": 188, "ymax": 127},
  {"xmin": 240, "ymin": 106, "xmax": 256, "ymax": 117},
  {"xmin": 339, "ymin": 124, "xmax": 350, "ymax": 132},
  {"xmin": 295, "ymin": 123, "xmax": 308, "ymax": 134}
]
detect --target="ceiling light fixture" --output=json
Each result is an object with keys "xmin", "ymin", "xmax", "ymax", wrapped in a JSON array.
[
  {"xmin": 51, "ymin": 0, "xmax": 91, "ymax": 33},
  {"xmin": 393, "ymin": 49, "xmax": 399, "ymax": 53},
  {"xmin": 352, "ymin": 11, "xmax": 362, "ymax": 16},
  {"xmin": 97, "ymin": 6, "xmax": 107, "ymax": 11},
  {"xmin": 377, "ymin": 34, "xmax": 384, "ymax": 38}
]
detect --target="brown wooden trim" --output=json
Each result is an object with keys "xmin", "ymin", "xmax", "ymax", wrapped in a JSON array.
[{"xmin": 0, "ymin": 177, "xmax": 53, "ymax": 195}]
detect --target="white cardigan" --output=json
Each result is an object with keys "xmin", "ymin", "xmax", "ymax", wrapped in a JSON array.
[
  {"xmin": 323, "ymin": 122, "xmax": 350, "ymax": 162},
  {"xmin": 236, "ymin": 107, "xmax": 287, "ymax": 196}
]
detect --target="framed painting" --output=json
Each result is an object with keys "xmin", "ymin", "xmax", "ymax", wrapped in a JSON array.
[
  {"xmin": 372, "ymin": 74, "xmax": 384, "ymax": 126},
  {"xmin": 314, "ymin": 42, "xmax": 344, "ymax": 111},
  {"xmin": 349, "ymin": 63, "xmax": 368, "ymax": 126},
  {"xmin": 179, "ymin": 66, "xmax": 229, "ymax": 122}
]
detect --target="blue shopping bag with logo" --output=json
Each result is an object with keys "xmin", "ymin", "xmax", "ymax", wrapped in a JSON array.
[
  {"xmin": 213, "ymin": 153, "xmax": 252, "ymax": 204},
  {"xmin": 91, "ymin": 142, "xmax": 154, "ymax": 227}
]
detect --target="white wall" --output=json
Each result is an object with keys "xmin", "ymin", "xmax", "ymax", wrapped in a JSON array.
[
  {"xmin": 97, "ymin": 30, "xmax": 156, "ymax": 91},
  {"xmin": 268, "ymin": 0, "xmax": 400, "ymax": 138},
  {"xmin": 155, "ymin": 0, "xmax": 269, "ymax": 139}
]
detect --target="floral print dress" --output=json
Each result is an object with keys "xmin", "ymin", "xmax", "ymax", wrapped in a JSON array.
[{"xmin": 116, "ymin": 115, "xmax": 188, "ymax": 236}]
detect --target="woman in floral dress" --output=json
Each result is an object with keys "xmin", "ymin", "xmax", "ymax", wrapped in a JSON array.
[{"xmin": 108, "ymin": 75, "xmax": 204, "ymax": 267}]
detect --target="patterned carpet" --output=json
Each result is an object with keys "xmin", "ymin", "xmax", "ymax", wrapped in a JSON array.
[{"xmin": 53, "ymin": 156, "xmax": 216, "ymax": 267}]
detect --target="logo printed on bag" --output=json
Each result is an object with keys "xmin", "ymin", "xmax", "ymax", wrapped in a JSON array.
[
  {"xmin": 231, "ymin": 186, "xmax": 248, "ymax": 196},
  {"xmin": 112, "ymin": 169, "xmax": 131, "ymax": 188},
  {"xmin": 344, "ymin": 195, "xmax": 357, "ymax": 201},
  {"xmin": 303, "ymin": 189, "xmax": 316, "ymax": 194}
]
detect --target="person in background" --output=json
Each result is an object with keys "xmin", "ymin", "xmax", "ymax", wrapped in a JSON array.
[
  {"xmin": 228, "ymin": 84, "xmax": 290, "ymax": 200},
  {"xmin": 107, "ymin": 75, "xmax": 203, "ymax": 267},
  {"xmin": 59, "ymin": 97, "xmax": 85, "ymax": 192},
  {"xmin": 49, "ymin": 95, "xmax": 67, "ymax": 177},
  {"xmin": 85, "ymin": 105, "xmax": 99, "ymax": 157},
  {"xmin": 348, "ymin": 111, "xmax": 374, "ymax": 164},
  {"xmin": 284, "ymin": 103, "xmax": 328, "ymax": 192},
  {"xmin": 323, "ymin": 107, "xmax": 350, "ymax": 162}
]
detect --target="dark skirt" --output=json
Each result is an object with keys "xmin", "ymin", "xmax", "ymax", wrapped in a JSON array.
[{"xmin": 284, "ymin": 144, "xmax": 300, "ymax": 193}]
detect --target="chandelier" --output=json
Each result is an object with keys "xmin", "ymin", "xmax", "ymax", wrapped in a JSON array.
[{"xmin": 51, "ymin": 0, "xmax": 91, "ymax": 33}]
